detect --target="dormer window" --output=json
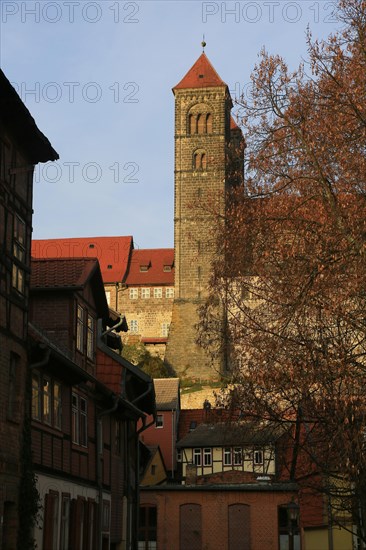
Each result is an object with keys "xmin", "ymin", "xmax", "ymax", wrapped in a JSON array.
[
  {"xmin": 140, "ymin": 261, "xmax": 151, "ymax": 272},
  {"xmin": 89, "ymin": 243, "xmax": 95, "ymax": 249},
  {"xmin": 107, "ymin": 265, "xmax": 112, "ymax": 270},
  {"xmin": 163, "ymin": 265, "xmax": 172, "ymax": 272}
]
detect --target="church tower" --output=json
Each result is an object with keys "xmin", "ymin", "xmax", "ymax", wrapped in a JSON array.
[{"xmin": 165, "ymin": 50, "xmax": 244, "ymax": 380}]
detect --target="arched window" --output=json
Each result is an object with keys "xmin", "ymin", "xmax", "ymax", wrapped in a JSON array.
[
  {"xmin": 197, "ymin": 114, "xmax": 205, "ymax": 134},
  {"xmin": 193, "ymin": 150, "xmax": 207, "ymax": 170},
  {"xmin": 194, "ymin": 153, "xmax": 200, "ymax": 170},
  {"xmin": 201, "ymin": 153, "xmax": 207, "ymax": 169},
  {"xmin": 206, "ymin": 113, "xmax": 212, "ymax": 133},
  {"xmin": 189, "ymin": 114, "xmax": 196, "ymax": 135}
]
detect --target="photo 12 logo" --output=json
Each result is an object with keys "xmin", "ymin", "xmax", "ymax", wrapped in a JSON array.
[
  {"xmin": 202, "ymin": 2, "xmax": 338, "ymax": 24},
  {"xmin": 10, "ymin": 81, "xmax": 139, "ymax": 104},
  {"xmin": 34, "ymin": 161, "xmax": 139, "ymax": 184},
  {"xmin": 1, "ymin": 1, "xmax": 140, "ymax": 24}
]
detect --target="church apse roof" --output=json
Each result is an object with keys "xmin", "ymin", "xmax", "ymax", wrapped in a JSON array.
[{"xmin": 173, "ymin": 52, "xmax": 227, "ymax": 90}]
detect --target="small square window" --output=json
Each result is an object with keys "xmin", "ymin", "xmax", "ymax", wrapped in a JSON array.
[
  {"xmin": 161, "ymin": 323, "xmax": 170, "ymax": 337},
  {"xmin": 193, "ymin": 448, "xmax": 201, "ymax": 466},
  {"xmin": 203, "ymin": 448, "xmax": 212, "ymax": 466},
  {"xmin": 234, "ymin": 447, "xmax": 242, "ymax": 465},
  {"xmin": 141, "ymin": 288, "xmax": 150, "ymax": 299},
  {"xmin": 130, "ymin": 320, "xmax": 139, "ymax": 333},
  {"xmin": 224, "ymin": 447, "xmax": 232, "ymax": 466},
  {"xmin": 254, "ymin": 449, "xmax": 264, "ymax": 465},
  {"xmin": 156, "ymin": 414, "xmax": 163, "ymax": 428},
  {"xmin": 129, "ymin": 288, "xmax": 138, "ymax": 300},
  {"xmin": 165, "ymin": 288, "xmax": 174, "ymax": 299},
  {"xmin": 154, "ymin": 288, "xmax": 162, "ymax": 298}
]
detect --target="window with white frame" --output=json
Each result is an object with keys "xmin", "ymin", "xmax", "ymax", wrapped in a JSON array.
[
  {"xmin": 165, "ymin": 287, "xmax": 174, "ymax": 299},
  {"xmin": 130, "ymin": 319, "xmax": 139, "ymax": 333},
  {"xmin": 105, "ymin": 290, "xmax": 111, "ymax": 305},
  {"xmin": 141, "ymin": 288, "xmax": 150, "ymax": 299},
  {"xmin": 254, "ymin": 449, "xmax": 264, "ymax": 465},
  {"xmin": 203, "ymin": 448, "xmax": 212, "ymax": 466},
  {"xmin": 129, "ymin": 288, "xmax": 138, "ymax": 299},
  {"xmin": 153, "ymin": 287, "xmax": 162, "ymax": 298},
  {"xmin": 161, "ymin": 323, "xmax": 170, "ymax": 337},
  {"xmin": 193, "ymin": 448, "xmax": 201, "ymax": 466},
  {"xmin": 72, "ymin": 392, "xmax": 88, "ymax": 446},
  {"xmin": 156, "ymin": 414, "xmax": 164, "ymax": 428},
  {"xmin": 224, "ymin": 447, "xmax": 232, "ymax": 466},
  {"xmin": 233, "ymin": 447, "xmax": 242, "ymax": 465}
]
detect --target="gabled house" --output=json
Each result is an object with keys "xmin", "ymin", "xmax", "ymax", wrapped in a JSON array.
[
  {"xmin": 140, "ymin": 378, "xmax": 180, "ymax": 478},
  {"xmin": 139, "ymin": 413, "xmax": 300, "ymax": 550},
  {"xmin": 29, "ymin": 257, "xmax": 155, "ymax": 550},
  {"xmin": 0, "ymin": 69, "xmax": 58, "ymax": 549},
  {"xmin": 177, "ymin": 421, "xmax": 278, "ymax": 484},
  {"xmin": 139, "ymin": 444, "xmax": 167, "ymax": 487}
]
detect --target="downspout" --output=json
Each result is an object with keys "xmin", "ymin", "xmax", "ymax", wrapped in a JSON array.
[
  {"xmin": 29, "ymin": 346, "xmax": 51, "ymax": 370},
  {"xmin": 97, "ymin": 395, "xmax": 119, "ymax": 550},
  {"xmin": 101, "ymin": 314, "xmax": 126, "ymax": 338},
  {"xmin": 132, "ymin": 381, "xmax": 154, "ymax": 407}
]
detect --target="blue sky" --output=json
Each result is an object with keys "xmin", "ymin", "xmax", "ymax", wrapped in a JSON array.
[{"xmin": 1, "ymin": 1, "xmax": 340, "ymax": 249}]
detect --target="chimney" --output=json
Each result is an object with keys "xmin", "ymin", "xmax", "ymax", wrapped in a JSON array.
[{"xmin": 185, "ymin": 464, "xmax": 197, "ymax": 485}]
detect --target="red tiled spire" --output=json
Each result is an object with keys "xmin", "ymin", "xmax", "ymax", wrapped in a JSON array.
[{"xmin": 173, "ymin": 52, "xmax": 227, "ymax": 90}]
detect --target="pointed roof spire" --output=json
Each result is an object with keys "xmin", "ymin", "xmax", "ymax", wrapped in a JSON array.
[{"xmin": 173, "ymin": 52, "xmax": 227, "ymax": 90}]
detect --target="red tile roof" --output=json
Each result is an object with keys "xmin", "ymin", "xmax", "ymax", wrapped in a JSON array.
[
  {"xmin": 230, "ymin": 116, "xmax": 240, "ymax": 130},
  {"xmin": 32, "ymin": 236, "xmax": 133, "ymax": 283},
  {"xmin": 173, "ymin": 52, "xmax": 227, "ymax": 90},
  {"xmin": 125, "ymin": 249, "xmax": 174, "ymax": 285},
  {"xmin": 31, "ymin": 257, "xmax": 100, "ymax": 289},
  {"xmin": 153, "ymin": 378, "xmax": 180, "ymax": 410}
]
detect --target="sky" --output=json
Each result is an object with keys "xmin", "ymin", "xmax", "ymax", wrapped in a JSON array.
[{"xmin": 1, "ymin": 0, "xmax": 340, "ymax": 249}]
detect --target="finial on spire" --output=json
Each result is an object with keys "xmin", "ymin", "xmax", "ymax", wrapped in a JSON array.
[{"xmin": 201, "ymin": 34, "xmax": 206, "ymax": 52}]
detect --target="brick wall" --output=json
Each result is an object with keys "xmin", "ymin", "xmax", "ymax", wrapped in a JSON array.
[{"xmin": 140, "ymin": 486, "xmax": 298, "ymax": 550}]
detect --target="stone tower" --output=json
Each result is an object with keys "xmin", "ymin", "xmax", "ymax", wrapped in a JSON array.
[{"xmin": 165, "ymin": 51, "xmax": 244, "ymax": 380}]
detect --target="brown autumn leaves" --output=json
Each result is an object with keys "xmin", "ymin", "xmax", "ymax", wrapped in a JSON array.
[{"xmin": 197, "ymin": 0, "xmax": 366, "ymax": 533}]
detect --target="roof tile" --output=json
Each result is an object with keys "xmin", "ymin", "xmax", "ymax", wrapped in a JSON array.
[
  {"xmin": 125, "ymin": 249, "xmax": 174, "ymax": 285},
  {"xmin": 154, "ymin": 378, "xmax": 180, "ymax": 410},
  {"xmin": 31, "ymin": 257, "xmax": 99, "ymax": 289},
  {"xmin": 174, "ymin": 53, "xmax": 227, "ymax": 90},
  {"xmin": 32, "ymin": 236, "xmax": 133, "ymax": 283}
]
